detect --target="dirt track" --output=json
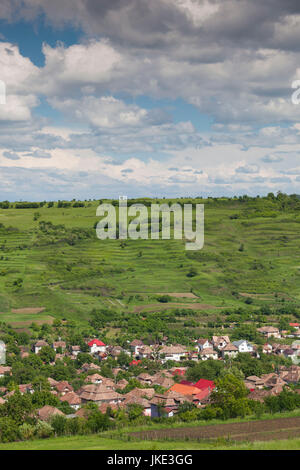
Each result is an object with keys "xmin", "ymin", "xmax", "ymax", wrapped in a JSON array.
[
  {"xmin": 11, "ymin": 307, "xmax": 45, "ymax": 314},
  {"xmin": 134, "ymin": 303, "xmax": 221, "ymax": 313},
  {"xmin": 131, "ymin": 416, "xmax": 300, "ymax": 442}
]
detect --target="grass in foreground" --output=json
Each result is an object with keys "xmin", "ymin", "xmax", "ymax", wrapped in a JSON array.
[{"xmin": 0, "ymin": 434, "xmax": 300, "ymax": 450}]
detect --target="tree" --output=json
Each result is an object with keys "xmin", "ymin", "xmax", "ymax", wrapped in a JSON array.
[
  {"xmin": 38, "ymin": 346, "xmax": 55, "ymax": 364},
  {"xmin": 127, "ymin": 403, "xmax": 144, "ymax": 421},
  {"xmin": 187, "ymin": 359, "xmax": 224, "ymax": 382},
  {"xmin": 210, "ymin": 373, "xmax": 251, "ymax": 419},
  {"xmin": 0, "ymin": 390, "xmax": 34, "ymax": 426},
  {"xmin": 0, "ymin": 417, "xmax": 19, "ymax": 442}
]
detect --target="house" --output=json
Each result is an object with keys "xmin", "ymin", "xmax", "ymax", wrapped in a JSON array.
[
  {"xmin": 137, "ymin": 373, "xmax": 153, "ymax": 386},
  {"xmin": 81, "ymin": 362, "xmax": 101, "ymax": 372},
  {"xmin": 60, "ymin": 392, "xmax": 81, "ymax": 410},
  {"xmin": 262, "ymin": 343, "xmax": 273, "ymax": 354},
  {"xmin": 116, "ymin": 379, "xmax": 128, "ymax": 390},
  {"xmin": 244, "ymin": 376, "xmax": 264, "ymax": 390},
  {"xmin": 33, "ymin": 340, "xmax": 48, "ymax": 354},
  {"xmin": 0, "ymin": 366, "xmax": 11, "ymax": 378},
  {"xmin": 159, "ymin": 345, "xmax": 188, "ymax": 362},
  {"xmin": 232, "ymin": 340, "xmax": 253, "ymax": 353},
  {"xmin": 47, "ymin": 377, "xmax": 59, "ymax": 389},
  {"xmin": 199, "ymin": 348, "xmax": 218, "ymax": 361},
  {"xmin": 123, "ymin": 389, "xmax": 155, "ymax": 416},
  {"xmin": 150, "ymin": 390, "xmax": 192, "ymax": 418},
  {"xmin": 124, "ymin": 395, "xmax": 152, "ymax": 416},
  {"xmin": 84, "ymin": 373, "xmax": 104, "ymax": 385},
  {"xmin": 290, "ymin": 323, "xmax": 300, "ymax": 330},
  {"xmin": 151, "ymin": 374, "xmax": 174, "ymax": 389},
  {"xmin": 19, "ymin": 384, "xmax": 34, "ymax": 394},
  {"xmin": 137, "ymin": 345, "xmax": 153, "ymax": 359},
  {"xmin": 55, "ymin": 381, "xmax": 74, "ymax": 396},
  {"xmin": 197, "ymin": 339, "xmax": 212, "ymax": 352},
  {"xmin": 257, "ymin": 326, "xmax": 281, "ymax": 339},
  {"xmin": 222, "ymin": 343, "xmax": 238, "ymax": 358},
  {"xmin": 37, "ymin": 405, "xmax": 64, "ymax": 421},
  {"xmin": 78, "ymin": 384, "xmax": 124, "ymax": 405},
  {"xmin": 52, "ymin": 341, "xmax": 66, "ymax": 352},
  {"xmin": 170, "ymin": 367, "xmax": 187, "ymax": 377},
  {"xmin": 194, "ymin": 379, "xmax": 215, "ymax": 392},
  {"xmin": 169, "ymin": 383, "xmax": 201, "ymax": 396},
  {"xmin": 130, "ymin": 340, "xmax": 144, "ymax": 356},
  {"xmin": 283, "ymin": 348, "xmax": 298, "ymax": 362},
  {"xmin": 88, "ymin": 339, "xmax": 106, "ymax": 354},
  {"xmin": 107, "ymin": 346, "xmax": 125, "ymax": 360},
  {"xmin": 212, "ymin": 336, "xmax": 230, "ymax": 350},
  {"xmin": 70, "ymin": 345, "xmax": 81, "ymax": 357}
]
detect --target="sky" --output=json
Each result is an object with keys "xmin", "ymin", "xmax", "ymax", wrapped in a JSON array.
[{"xmin": 1, "ymin": 0, "xmax": 300, "ymax": 200}]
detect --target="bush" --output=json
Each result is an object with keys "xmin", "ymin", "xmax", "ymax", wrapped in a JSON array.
[
  {"xmin": 50, "ymin": 414, "xmax": 67, "ymax": 436},
  {"xmin": 19, "ymin": 423, "xmax": 36, "ymax": 441},
  {"xmin": 0, "ymin": 417, "xmax": 19, "ymax": 443},
  {"xmin": 35, "ymin": 420, "xmax": 54, "ymax": 439}
]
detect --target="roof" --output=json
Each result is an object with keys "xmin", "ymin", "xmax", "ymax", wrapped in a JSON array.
[
  {"xmin": 233, "ymin": 340, "xmax": 252, "ymax": 347},
  {"xmin": 193, "ymin": 379, "xmax": 215, "ymax": 391},
  {"xmin": 257, "ymin": 326, "xmax": 279, "ymax": 333},
  {"xmin": 160, "ymin": 345, "xmax": 187, "ymax": 355},
  {"xmin": 169, "ymin": 384, "xmax": 200, "ymax": 396},
  {"xmin": 223, "ymin": 342, "xmax": 238, "ymax": 351},
  {"xmin": 55, "ymin": 381, "xmax": 74, "ymax": 393},
  {"xmin": 88, "ymin": 339, "xmax": 106, "ymax": 347},
  {"xmin": 60, "ymin": 392, "xmax": 81, "ymax": 405},
  {"xmin": 171, "ymin": 368, "xmax": 186, "ymax": 376},
  {"xmin": 199, "ymin": 348, "xmax": 216, "ymax": 355},
  {"xmin": 129, "ymin": 359, "xmax": 142, "ymax": 366},
  {"xmin": 130, "ymin": 340, "xmax": 144, "ymax": 346},
  {"xmin": 37, "ymin": 405, "xmax": 64, "ymax": 421},
  {"xmin": 78, "ymin": 385, "xmax": 123, "ymax": 402},
  {"xmin": 35, "ymin": 340, "xmax": 48, "ymax": 347},
  {"xmin": 193, "ymin": 388, "xmax": 212, "ymax": 401}
]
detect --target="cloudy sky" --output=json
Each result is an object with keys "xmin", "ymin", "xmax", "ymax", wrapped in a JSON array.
[{"xmin": 1, "ymin": 0, "xmax": 300, "ymax": 200}]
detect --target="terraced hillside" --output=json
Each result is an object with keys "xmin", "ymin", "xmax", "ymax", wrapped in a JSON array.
[{"xmin": 0, "ymin": 195, "xmax": 300, "ymax": 328}]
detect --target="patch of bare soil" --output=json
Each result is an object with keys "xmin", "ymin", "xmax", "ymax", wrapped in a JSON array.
[
  {"xmin": 131, "ymin": 416, "xmax": 300, "ymax": 443},
  {"xmin": 155, "ymin": 293, "xmax": 198, "ymax": 299},
  {"xmin": 133, "ymin": 303, "xmax": 221, "ymax": 313},
  {"xmin": 11, "ymin": 307, "xmax": 45, "ymax": 314}
]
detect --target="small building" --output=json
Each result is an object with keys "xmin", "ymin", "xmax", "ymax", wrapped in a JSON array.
[
  {"xmin": 257, "ymin": 326, "xmax": 281, "ymax": 339},
  {"xmin": 88, "ymin": 339, "xmax": 106, "ymax": 354},
  {"xmin": 232, "ymin": 340, "xmax": 253, "ymax": 353}
]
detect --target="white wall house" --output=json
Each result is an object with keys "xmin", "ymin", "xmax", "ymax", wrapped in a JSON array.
[{"xmin": 232, "ymin": 340, "xmax": 253, "ymax": 353}]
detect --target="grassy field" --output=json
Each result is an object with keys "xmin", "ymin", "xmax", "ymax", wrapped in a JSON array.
[
  {"xmin": 1, "ymin": 411, "xmax": 300, "ymax": 450},
  {"xmin": 1, "ymin": 198, "xmax": 300, "ymax": 329},
  {"xmin": 1, "ymin": 434, "xmax": 300, "ymax": 450}
]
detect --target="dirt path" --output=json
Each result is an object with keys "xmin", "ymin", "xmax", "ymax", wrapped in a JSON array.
[{"xmin": 133, "ymin": 303, "xmax": 222, "ymax": 313}]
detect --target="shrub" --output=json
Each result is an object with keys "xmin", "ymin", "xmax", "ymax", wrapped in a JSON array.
[
  {"xmin": 35, "ymin": 420, "xmax": 54, "ymax": 439},
  {"xmin": 19, "ymin": 423, "xmax": 36, "ymax": 441}
]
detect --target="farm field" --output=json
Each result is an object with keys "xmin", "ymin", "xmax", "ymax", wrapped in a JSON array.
[
  {"xmin": 131, "ymin": 415, "xmax": 300, "ymax": 443},
  {"xmin": 1, "ymin": 197, "xmax": 300, "ymax": 331}
]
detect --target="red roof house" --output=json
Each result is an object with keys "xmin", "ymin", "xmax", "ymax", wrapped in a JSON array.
[{"xmin": 193, "ymin": 379, "xmax": 215, "ymax": 391}]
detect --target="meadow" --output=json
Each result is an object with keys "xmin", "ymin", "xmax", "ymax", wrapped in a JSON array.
[{"xmin": 0, "ymin": 196, "xmax": 300, "ymax": 332}]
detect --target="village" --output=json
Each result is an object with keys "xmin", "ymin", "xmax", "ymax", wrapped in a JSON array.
[{"xmin": 1, "ymin": 321, "xmax": 300, "ymax": 424}]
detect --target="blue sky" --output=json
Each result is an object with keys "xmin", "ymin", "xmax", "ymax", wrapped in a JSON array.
[{"xmin": 1, "ymin": 0, "xmax": 300, "ymax": 200}]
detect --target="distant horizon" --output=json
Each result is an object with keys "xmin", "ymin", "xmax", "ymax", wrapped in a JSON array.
[{"xmin": 0, "ymin": 191, "xmax": 298, "ymax": 204}]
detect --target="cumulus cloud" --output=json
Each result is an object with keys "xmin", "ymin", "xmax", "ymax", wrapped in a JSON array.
[{"xmin": 1, "ymin": 1, "xmax": 300, "ymax": 197}]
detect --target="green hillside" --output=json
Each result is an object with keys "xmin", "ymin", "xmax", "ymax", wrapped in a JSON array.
[{"xmin": 0, "ymin": 194, "xmax": 300, "ymax": 331}]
